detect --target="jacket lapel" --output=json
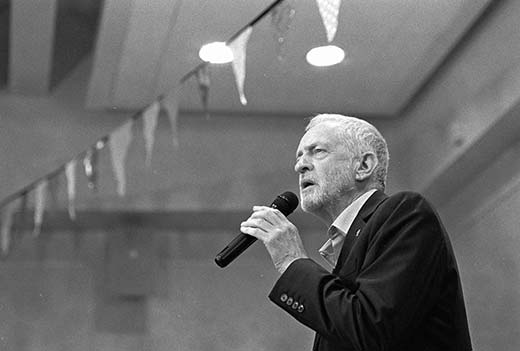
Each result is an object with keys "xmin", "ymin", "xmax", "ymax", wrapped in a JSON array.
[{"xmin": 333, "ymin": 190, "xmax": 388, "ymax": 272}]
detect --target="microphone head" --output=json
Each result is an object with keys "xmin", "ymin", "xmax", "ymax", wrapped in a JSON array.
[{"xmin": 272, "ymin": 191, "xmax": 299, "ymax": 216}]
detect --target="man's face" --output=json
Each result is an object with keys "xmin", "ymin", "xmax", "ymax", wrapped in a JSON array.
[{"xmin": 294, "ymin": 122, "xmax": 357, "ymax": 215}]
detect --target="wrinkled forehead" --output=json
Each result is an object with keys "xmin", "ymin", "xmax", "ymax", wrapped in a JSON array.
[{"xmin": 296, "ymin": 122, "xmax": 345, "ymax": 153}]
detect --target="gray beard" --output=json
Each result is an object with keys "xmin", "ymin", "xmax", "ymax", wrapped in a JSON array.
[{"xmin": 301, "ymin": 175, "xmax": 355, "ymax": 214}]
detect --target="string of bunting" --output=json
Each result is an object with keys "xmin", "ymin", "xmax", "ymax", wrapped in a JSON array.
[{"xmin": 0, "ymin": 0, "xmax": 342, "ymax": 258}]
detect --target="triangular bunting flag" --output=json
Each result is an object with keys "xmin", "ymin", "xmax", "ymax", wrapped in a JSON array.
[
  {"xmin": 271, "ymin": 0, "xmax": 296, "ymax": 59},
  {"xmin": 33, "ymin": 179, "xmax": 48, "ymax": 237},
  {"xmin": 83, "ymin": 147, "xmax": 99, "ymax": 191},
  {"xmin": 109, "ymin": 120, "xmax": 133, "ymax": 196},
  {"xmin": 196, "ymin": 65, "xmax": 211, "ymax": 118},
  {"xmin": 65, "ymin": 160, "xmax": 77, "ymax": 220},
  {"xmin": 1, "ymin": 200, "xmax": 18, "ymax": 257},
  {"xmin": 162, "ymin": 87, "xmax": 180, "ymax": 147},
  {"xmin": 142, "ymin": 101, "xmax": 160, "ymax": 166},
  {"xmin": 316, "ymin": 0, "xmax": 341, "ymax": 42},
  {"xmin": 229, "ymin": 26, "xmax": 253, "ymax": 105}
]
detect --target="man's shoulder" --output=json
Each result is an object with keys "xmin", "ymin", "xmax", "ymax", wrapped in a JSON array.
[
  {"xmin": 384, "ymin": 191, "xmax": 434, "ymax": 210},
  {"xmin": 369, "ymin": 191, "xmax": 439, "ymax": 222},
  {"xmin": 387, "ymin": 190, "xmax": 427, "ymax": 201},
  {"xmin": 366, "ymin": 191, "xmax": 447, "ymax": 247}
]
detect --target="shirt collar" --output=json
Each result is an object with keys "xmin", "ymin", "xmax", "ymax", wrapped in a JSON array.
[{"xmin": 327, "ymin": 189, "xmax": 378, "ymax": 238}]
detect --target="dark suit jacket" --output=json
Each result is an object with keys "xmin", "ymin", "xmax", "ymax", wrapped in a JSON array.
[{"xmin": 269, "ymin": 191, "xmax": 472, "ymax": 351}]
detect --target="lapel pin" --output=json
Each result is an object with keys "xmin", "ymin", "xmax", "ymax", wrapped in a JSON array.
[{"xmin": 355, "ymin": 229, "xmax": 361, "ymax": 237}]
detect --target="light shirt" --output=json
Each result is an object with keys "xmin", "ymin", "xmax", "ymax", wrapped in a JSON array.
[{"xmin": 318, "ymin": 189, "xmax": 377, "ymax": 268}]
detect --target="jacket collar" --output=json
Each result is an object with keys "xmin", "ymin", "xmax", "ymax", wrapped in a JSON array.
[
  {"xmin": 332, "ymin": 190, "xmax": 388, "ymax": 273},
  {"xmin": 357, "ymin": 189, "xmax": 388, "ymax": 222}
]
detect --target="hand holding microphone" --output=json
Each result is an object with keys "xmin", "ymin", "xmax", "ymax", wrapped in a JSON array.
[{"xmin": 215, "ymin": 192, "xmax": 308, "ymax": 274}]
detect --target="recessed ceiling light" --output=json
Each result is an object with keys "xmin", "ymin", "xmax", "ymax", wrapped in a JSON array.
[
  {"xmin": 306, "ymin": 45, "xmax": 345, "ymax": 67},
  {"xmin": 199, "ymin": 42, "xmax": 234, "ymax": 64}
]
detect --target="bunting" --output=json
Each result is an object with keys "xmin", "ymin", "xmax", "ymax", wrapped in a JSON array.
[
  {"xmin": 65, "ymin": 160, "xmax": 77, "ymax": 220},
  {"xmin": 142, "ymin": 101, "xmax": 160, "ymax": 166},
  {"xmin": 0, "ymin": 0, "xmax": 344, "ymax": 259},
  {"xmin": 83, "ymin": 147, "xmax": 99, "ymax": 191},
  {"xmin": 1, "ymin": 200, "xmax": 18, "ymax": 256},
  {"xmin": 33, "ymin": 180, "xmax": 48, "ymax": 237},
  {"xmin": 229, "ymin": 26, "xmax": 253, "ymax": 105},
  {"xmin": 316, "ymin": 0, "xmax": 341, "ymax": 42},
  {"xmin": 196, "ymin": 65, "xmax": 211, "ymax": 117},
  {"xmin": 109, "ymin": 120, "xmax": 134, "ymax": 197},
  {"xmin": 162, "ymin": 86, "xmax": 180, "ymax": 147}
]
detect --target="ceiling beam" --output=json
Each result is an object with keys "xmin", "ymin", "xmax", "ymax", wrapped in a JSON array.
[
  {"xmin": 11, "ymin": 209, "xmax": 324, "ymax": 233},
  {"xmin": 86, "ymin": 0, "xmax": 182, "ymax": 110},
  {"xmin": 85, "ymin": 0, "xmax": 133, "ymax": 109},
  {"xmin": 112, "ymin": 0, "xmax": 182, "ymax": 109},
  {"xmin": 9, "ymin": 0, "xmax": 58, "ymax": 94},
  {"xmin": 398, "ymin": 0, "xmax": 498, "ymax": 117}
]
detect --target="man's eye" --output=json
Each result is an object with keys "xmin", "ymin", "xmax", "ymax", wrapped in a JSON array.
[{"xmin": 314, "ymin": 149, "xmax": 327, "ymax": 157}]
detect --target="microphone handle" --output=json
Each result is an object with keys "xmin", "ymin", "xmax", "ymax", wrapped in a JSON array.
[{"xmin": 214, "ymin": 233, "xmax": 256, "ymax": 268}]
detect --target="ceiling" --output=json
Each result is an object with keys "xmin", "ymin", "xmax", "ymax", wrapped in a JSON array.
[{"xmin": 1, "ymin": 0, "xmax": 494, "ymax": 118}]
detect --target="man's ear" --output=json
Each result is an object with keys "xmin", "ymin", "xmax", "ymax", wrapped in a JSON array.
[{"xmin": 354, "ymin": 152, "xmax": 378, "ymax": 182}]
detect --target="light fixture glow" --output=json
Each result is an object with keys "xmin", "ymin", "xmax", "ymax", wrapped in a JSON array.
[
  {"xmin": 198, "ymin": 42, "xmax": 233, "ymax": 64},
  {"xmin": 306, "ymin": 45, "xmax": 345, "ymax": 67}
]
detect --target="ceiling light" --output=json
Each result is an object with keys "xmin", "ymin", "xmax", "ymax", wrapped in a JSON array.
[
  {"xmin": 198, "ymin": 42, "xmax": 234, "ymax": 64},
  {"xmin": 306, "ymin": 45, "xmax": 345, "ymax": 67}
]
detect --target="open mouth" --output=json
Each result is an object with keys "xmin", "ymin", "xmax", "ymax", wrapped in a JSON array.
[{"xmin": 301, "ymin": 180, "xmax": 315, "ymax": 190}]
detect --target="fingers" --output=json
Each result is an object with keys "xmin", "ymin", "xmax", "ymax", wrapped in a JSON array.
[
  {"xmin": 240, "ymin": 214, "xmax": 267, "ymax": 241},
  {"xmin": 252, "ymin": 206, "xmax": 286, "ymax": 222},
  {"xmin": 240, "ymin": 206, "xmax": 286, "ymax": 241},
  {"xmin": 240, "ymin": 224, "xmax": 265, "ymax": 241},
  {"xmin": 240, "ymin": 206, "xmax": 306, "ymax": 274},
  {"xmin": 240, "ymin": 217, "xmax": 270, "ymax": 232}
]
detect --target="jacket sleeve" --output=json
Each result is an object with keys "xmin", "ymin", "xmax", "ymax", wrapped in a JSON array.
[{"xmin": 268, "ymin": 192, "xmax": 448, "ymax": 351}]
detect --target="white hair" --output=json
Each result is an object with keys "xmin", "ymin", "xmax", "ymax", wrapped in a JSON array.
[{"xmin": 306, "ymin": 114, "xmax": 389, "ymax": 190}]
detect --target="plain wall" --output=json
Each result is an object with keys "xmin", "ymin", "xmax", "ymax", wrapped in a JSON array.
[
  {"xmin": 398, "ymin": 0, "xmax": 520, "ymax": 350},
  {"xmin": 440, "ymin": 137, "xmax": 520, "ymax": 351},
  {"xmin": 0, "ymin": 223, "xmax": 331, "ymax": 351}
]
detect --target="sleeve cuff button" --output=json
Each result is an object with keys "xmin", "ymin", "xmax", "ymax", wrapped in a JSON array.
[{"xmin": 297, "ymin": 305, "xmax": 305, "ymax": 313}]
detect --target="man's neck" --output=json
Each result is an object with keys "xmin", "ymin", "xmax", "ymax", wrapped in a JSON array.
[{"xmin": 316, "ymin": 188, "xmax": 374, "ymax": 226}]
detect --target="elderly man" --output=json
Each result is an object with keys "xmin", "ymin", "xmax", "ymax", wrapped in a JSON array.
[{"xmin": 240, "ymin": 114, "xmax": 472, "ymax": 351}]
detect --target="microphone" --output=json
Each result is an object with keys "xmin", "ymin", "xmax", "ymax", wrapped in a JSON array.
[{"xmin": 214, "ymin": 191, "xmax": 299, "ymax": 268}]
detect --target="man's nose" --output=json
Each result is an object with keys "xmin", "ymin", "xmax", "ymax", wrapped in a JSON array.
[{"xmin": 294, "ymin": 156, "xmax": 312, "ymax": 173}]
